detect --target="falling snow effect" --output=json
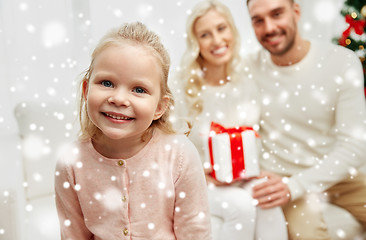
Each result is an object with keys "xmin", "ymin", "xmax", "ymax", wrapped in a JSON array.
[{"xmin": 0, "ymin": 0, "xmax": 365, "ymax": 239}]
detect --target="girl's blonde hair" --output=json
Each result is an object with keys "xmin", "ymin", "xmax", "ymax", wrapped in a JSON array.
[
  {"xmin": 180, "ymin": 0, "xmax": 242, "ymax": 117},
  {"xmin": 79, "ymin": 22, "xmax": 175, "ymax": 141}
]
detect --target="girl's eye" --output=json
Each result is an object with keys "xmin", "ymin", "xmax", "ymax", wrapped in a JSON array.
[
  {"xmin": 101, "ymin": 80, "xmax": 113, "ymax": 88},
  {"xmin": 133, "ymin": 87, "xmax": 146, "ymax": 94}
]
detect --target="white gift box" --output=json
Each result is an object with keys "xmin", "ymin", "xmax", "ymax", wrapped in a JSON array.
[{"xmin": 208, "ymin": 123, "xmax": 260, "ymax": 183}]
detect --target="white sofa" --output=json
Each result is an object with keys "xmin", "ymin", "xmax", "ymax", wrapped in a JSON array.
[
  {"xmin": 0, "ymin": 190, "xmax": 18, "ymax": 239},
  {"xmin": 13, "ymin": 101, "xmax": 365, "ymax": 240},
  {"xmin": 13, "ymin": 101, "xmax": 78, "ymax": 240}
]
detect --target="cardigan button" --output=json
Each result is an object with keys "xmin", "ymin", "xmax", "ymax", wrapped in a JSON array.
[
  {"xmin": 118, "ymin": 160, "xmax": 124, "ymax": 166},
  {"xmin": 123, "ymin": 228, "xmax": 129, "ymax": 236}
]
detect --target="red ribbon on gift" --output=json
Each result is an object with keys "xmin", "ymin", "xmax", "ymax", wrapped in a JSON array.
[
  {"xmin": 208, "ymin": 122, "xmax": 259, "ymax": 180},
  {"xmin": 339, "ymin": 15, "xmax": 366, "ymax": 46}
]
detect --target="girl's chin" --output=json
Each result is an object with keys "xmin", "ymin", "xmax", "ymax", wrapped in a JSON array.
[
  {"xmin": 99, "ymin": 130, "xmax": 128, "ymax": 141},
  {"xmin": 101, "ymin": 130, "xmax": 143, "ymax": 142}
]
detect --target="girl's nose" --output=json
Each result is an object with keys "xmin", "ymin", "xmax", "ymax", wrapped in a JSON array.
[{"xmin": 108, "ymin": 89, "xmax": 130, "ymax": 107}]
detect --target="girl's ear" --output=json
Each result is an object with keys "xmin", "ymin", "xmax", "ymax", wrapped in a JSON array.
[
  {"xmin": 82, "ymin": 80, "xmax": 89, "ymax": 100},
  {"xmin": 153, "ymin": 95, "xmax": 170, "ymax": 120}
]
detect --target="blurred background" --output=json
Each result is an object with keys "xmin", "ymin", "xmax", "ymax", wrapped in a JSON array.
[{"xmin": 0, "ymin": 0, "xmax": 355, "ymax": 239}]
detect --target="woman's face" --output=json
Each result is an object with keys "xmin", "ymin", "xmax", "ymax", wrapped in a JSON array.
[{"xmin": 194, "ymin": 9, "xmax": 234, "ymax": 67}]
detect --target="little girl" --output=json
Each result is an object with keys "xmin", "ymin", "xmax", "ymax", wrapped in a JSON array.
[{"xmin": 55, "ymin": 22, "xmax": 211, "ymax": 240}]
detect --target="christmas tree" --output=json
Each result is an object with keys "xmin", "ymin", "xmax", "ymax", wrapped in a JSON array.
[{"xmin": 333, "ymin": 0, "xmax": 366, "ymax": 94}]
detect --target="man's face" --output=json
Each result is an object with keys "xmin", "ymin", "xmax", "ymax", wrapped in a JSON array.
[{"xmin": 247, "ymin": 0, "xmax": 300, "ymax": 56}]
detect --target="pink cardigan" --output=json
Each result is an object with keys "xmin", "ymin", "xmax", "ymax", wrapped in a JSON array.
[{"xmin": 55, "ymin": 129, "xmax": 212, "ymax": 240}]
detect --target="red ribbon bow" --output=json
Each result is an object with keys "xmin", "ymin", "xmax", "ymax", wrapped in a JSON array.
[
  {"xmin": 339, "ymin": 15, "xmax": 366, "ymax": 46},
  {"xmin": 208, "ymin": 122, "xmax": 259, "ymax": 181}
]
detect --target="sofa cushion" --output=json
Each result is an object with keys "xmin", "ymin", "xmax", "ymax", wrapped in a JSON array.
[{"xmin": 14, "ymin": 101, "xmax": 78, "ymax": 200}]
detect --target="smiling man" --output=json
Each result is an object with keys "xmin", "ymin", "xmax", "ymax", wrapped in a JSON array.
[{"xmin": 245, "ymin": 0, "xmax": 366, "ymax": 239}]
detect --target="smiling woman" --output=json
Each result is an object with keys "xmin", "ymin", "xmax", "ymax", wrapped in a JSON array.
[{"xmin": 170, "ymin": 1, "xmax": 289, "ymax": 239}]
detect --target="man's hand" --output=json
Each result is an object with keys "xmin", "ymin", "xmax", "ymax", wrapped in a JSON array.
[{"xmin": 252, "ymin": 171, "xmax": 291, "ymax": 208}]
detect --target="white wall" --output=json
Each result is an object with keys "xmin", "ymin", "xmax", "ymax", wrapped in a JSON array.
[{"xmin": 0, "ymin": 0, "xmax": 345, "ymax": 238}]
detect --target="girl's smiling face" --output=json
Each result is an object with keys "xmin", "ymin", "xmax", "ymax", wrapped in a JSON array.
[
  {"xmin": 194, "ymin": 9, "xmax": 234, "ymax": 68},
  {"xmin": 83, "ymin": 43, "xmax": 168, "ymax": 143}
]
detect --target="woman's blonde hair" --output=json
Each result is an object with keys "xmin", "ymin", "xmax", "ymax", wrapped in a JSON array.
[
  {"xmin": 78, "ymin": 22, "xmax": 175, "ymax": 142},
  {"xmin": 180, "ymin": 0, "xmax": 242, "ymax": 117}
]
